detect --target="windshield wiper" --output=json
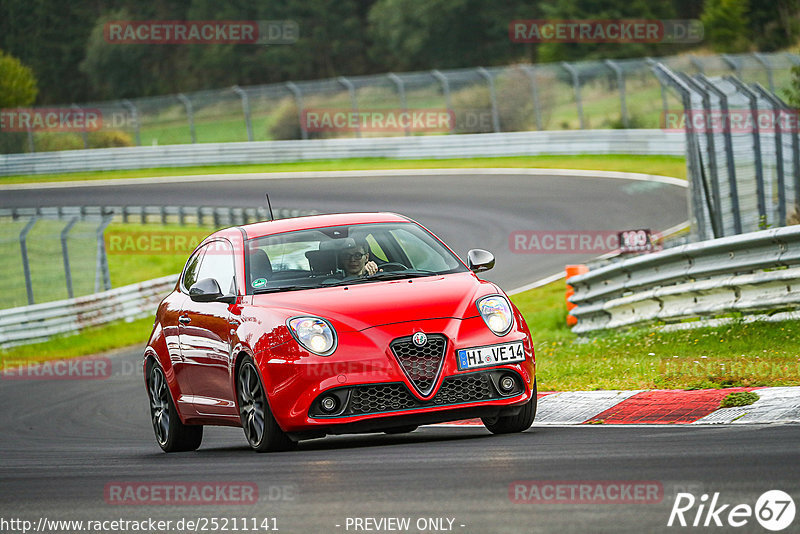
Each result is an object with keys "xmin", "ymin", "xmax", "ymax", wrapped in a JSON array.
[{"xmin": 253, "ymin": 284, "xmax": 318, "ymax": 294}]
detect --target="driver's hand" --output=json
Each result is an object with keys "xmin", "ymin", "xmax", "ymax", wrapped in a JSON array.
[{"xmin": 364, "ymin": 261, "xmax": 378, "ymax": 275}]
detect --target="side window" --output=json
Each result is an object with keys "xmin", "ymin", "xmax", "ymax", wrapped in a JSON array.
[
  {"xmin": 196, "ymin": 240, "xmax": 236, "ymax": 295},
  {"xmin": 181, "ymin": 248, "xmax": 205, "ymax": 293}
]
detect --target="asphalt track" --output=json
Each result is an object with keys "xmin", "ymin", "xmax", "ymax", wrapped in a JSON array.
[{"xmin": 2, "ymin": 171, "xmax": 799, "ymax": 533}]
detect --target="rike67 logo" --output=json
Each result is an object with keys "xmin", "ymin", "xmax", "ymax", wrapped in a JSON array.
[{"xmin": 668, "ymin": 490, "xmax": 795, "ymax": 531}]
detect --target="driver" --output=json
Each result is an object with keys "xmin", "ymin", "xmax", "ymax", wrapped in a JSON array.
[{"xmin": 341, "ymin": 238, "xmax": 378, "ymax": 277}]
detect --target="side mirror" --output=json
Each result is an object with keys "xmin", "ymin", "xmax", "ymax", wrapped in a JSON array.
[
  {"xmin": 467, "ymin": 249, "xmax": 495, "ymax": 273},
  {"xmin": 189, "ymin": 278, "xmax": 235, "ymax": 303}
]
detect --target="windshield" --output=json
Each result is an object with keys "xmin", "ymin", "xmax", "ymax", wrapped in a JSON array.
[{"xmin": 245, "ymin": 222, "xmax": 467, "ymax": 293}]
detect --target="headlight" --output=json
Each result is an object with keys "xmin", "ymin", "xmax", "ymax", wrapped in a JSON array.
[
  {"xmin": 287, "ymin": 316, "xmax": 337, "ymax": 356},
  {"xmin": 477, "ymin": 295, "xmax": 513, "ymax": 336}
]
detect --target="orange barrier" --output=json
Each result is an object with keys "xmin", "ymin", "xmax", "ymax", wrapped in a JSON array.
[{"xmin": 565, "ymin": 264, "xmax": 589, "ymax": 326}]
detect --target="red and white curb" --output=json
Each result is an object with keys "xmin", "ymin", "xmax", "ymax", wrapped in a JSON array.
[{"xmin": 434, "ymin": 386, "xmax": 800, "ymax": 427}]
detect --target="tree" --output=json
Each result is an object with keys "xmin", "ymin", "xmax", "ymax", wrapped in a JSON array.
[
  {"xmin": 0, "ymin": 49, "xmax": 38, "ymax": 108},
  {"xmin": 700, "ymin": 0, "xmax": 750, "ymax": 53}
]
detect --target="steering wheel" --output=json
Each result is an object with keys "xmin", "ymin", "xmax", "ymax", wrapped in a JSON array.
[{"xmin": 377, "ymin": 262, "xmax": 408, "ymax": 272}]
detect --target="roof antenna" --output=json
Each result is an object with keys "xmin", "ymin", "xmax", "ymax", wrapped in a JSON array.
[{"xmin": 265, "ymin": 193, "xmax": 274, "ymax": 221}]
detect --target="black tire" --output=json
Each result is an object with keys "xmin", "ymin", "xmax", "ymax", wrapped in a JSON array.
[
  {"xmin": 482, "ymin": 380, "xmax": 537, "ymax": 434},
  {"xmin": 383, "ymin": 425, "xmax": 418, "ymax": 434},
  {"xmin": 148, "ymin": 363, "xmax": 203, "ymax": 452},
  {"xmin": 237, "ymin": 357, "xmax": 296, "ymax": 452}
]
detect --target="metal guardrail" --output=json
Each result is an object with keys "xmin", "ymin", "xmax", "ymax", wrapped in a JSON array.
[
  {"xmin": 568, "ymin": 225, "xmax": 800, "ymax": 333},
  {"xmin": 0, "ymin": 275, "xmax": 178, "ymax": 349},
  {"xmin": 0, "ymin": 130, "xmax": 686, "ymax": 176}
]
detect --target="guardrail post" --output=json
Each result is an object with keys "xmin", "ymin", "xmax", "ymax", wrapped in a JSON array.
[
  {"xmin": 431, "ymin": 70, "xmax": 453, "ymax": 133},
  {"xmin": 752, "ymin": 53, "xmax": 775, "ymax": 92},
  {"xmin": 337, "ymin": 76, "xmax": 360, "ymax": 138},
  {"xmin": 605, "ymin": 59, "xmax": 628, "ymax": 128},
  {"xmin": 72, "ymin": 103, "xmax": 89, "ymax": 148},
  {"xmin": 753, "ymin": 83, "xmax": 787, "ymax": 226},
  {"xmin": 232, "ymin": 85, "xmax": 254, "ymax": 142},
  {"xmin": 95, "ymin": 214, "xmax": 113, "ymax": 293},
  {"xmin": 680, "ymin": 73, "xmax": 723, "ymax": 237},
  {"xmin": 285, "ymin": 81, "xmax": 308, "ymax": 140},
  {"xmin": 477, "ymin": 67, "xmax": 501, "ymax": 133},
  {"xmin": 20, "ymin": 216, "xmax": 39, "ymax": 305},
  {"xmin": 696, "ymin": 74, "xmax": 743, "ymax": 234},
  {"xmin": 726, "ymin": 76, "xmax": 767, "ymax": 226},
  {"xmin": 387, "ymin": 73, "xmax": 410, "ymax": 136},
  {"xmin": 122, "ymin": 99, "xmax": 141, "ymax": 146},
  {"xmin": 561, "ymin": 62, "xmax": 585, "ymax": 129},
  {"xmin": 521, "ymin": 66, "xmax": 543, "ymax": 131},
  {"xmin": 177, "ymin": 93, "xmax": 196, "ymax": 144},
  {"xmin": 61, "ymin": 217, "xmax": 79, "ymax": 299}
]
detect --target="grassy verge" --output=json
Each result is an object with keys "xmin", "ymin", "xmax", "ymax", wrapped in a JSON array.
[
  {"xmin": 1, "ymin": 154, "xmax": 686, "ymax": 184},
  {"xmin": 0, "ymin": 316, "xmax": 153, "ymax": 369},
  {"xmin": 510, "ymin": 280, "xmax": 800, "ymax": 391}
]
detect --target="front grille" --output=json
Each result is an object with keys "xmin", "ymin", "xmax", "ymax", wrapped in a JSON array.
[
  {"xmin": 390, "ymin": 334, "xmax": 447, "ymax": 396},
  {"xmin": 341, "ymin": 372, "xmax": 503, "ymax": 416}
]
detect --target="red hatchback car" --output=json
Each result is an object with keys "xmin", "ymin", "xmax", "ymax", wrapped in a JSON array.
[{"xmin": 144, "ymin": 212, "xmax": 536, "ymax": 452}]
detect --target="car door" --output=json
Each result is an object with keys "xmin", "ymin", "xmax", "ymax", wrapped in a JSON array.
[{"xmin": 179, "ymin": 239, "xmax": 238, "ymax": 417}]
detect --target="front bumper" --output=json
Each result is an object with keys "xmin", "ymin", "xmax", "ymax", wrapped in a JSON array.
[{"xmin": 258, "ymin": 316, "xmax": 535, "ymax": 433}]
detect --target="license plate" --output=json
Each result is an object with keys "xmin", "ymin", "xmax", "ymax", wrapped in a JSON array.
[{"xmin": 456, "ymin": 341, "xmax": 525, "ymax": 370}]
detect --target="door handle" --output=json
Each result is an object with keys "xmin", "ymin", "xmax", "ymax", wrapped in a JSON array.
[{"xmin": 178, "ymin": 316, "xmax": 191, "ymax": 324}]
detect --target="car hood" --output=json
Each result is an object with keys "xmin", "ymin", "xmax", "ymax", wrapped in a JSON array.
[{"xmin": 250, "ymin": 272, "xmax": 496, "ymax": 332}]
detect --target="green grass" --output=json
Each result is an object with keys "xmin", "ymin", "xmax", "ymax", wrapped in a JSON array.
[
  {"xmin": 720, "ymin": 391, "xmax": 760, "ymax": 408},
  {"xmin": 1, "ymin": 154, "xmax": 686, "ymax": 184},
  {"xmin": 509, "ymin": 280, "xmax": 800, "ymax": 391},
  {"xmin": 0, "ymin": 316, "xmax": 154, "ymax": 369}
]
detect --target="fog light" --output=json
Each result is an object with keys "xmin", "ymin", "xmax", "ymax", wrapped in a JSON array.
[
  {"xmin": 320, "ymin": 396, "xmax": 338, "ymax": 413},
  {"xmin": 499, "ymin": 375, "xmax": 516, "ymax": 393}
]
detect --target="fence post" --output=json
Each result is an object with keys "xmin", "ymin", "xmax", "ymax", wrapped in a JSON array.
[
  {"xmin": 337, "ymin": 76, "xmax": 360, "ymax": 138},
  {"xmin": 20, "ymin": 216, "xmax": 39, "ymax": 305},
  {"xmin": 61, "ymin": 217, "xmax": 79, "ymax": 299},
  {"xmin": 605, "ymin": 59, "xmax": 628, "ymax": 128},
  {"xmin": 477, "ymin": 67, "xmax": 501, "ymax": 133},
  {"xmin": 652, "ymin": 63, "xmax": 709, "ymax": 240},
  {"xmin": 696, "ymin": 74, "xmax": 743, "ymax": 234},
  {"xmin": 122, "ymin": 99, "xmax": 141, "ymax": 146},
  {"xmin": 232, "ymin": 85, "xmax": 254, "ymax": 142},
  {"xmin": 177, "ymin": 93, "xmax": 196, "ymax": 144},
  {"xmin": 387, "ymin": 73, "xmax": 410, "ymax": 136},
  {"xmin": 285, "ymin": 82, "xmax": 308, "ymax": 140},
  {"xmin": 752, "ymin": 53, "xmax": 775, "ymax": 92},
  {"xmin": 753, "ymin": 83, "xmax": 787, "ymax": 226},
  {"xmin": 726, "ymin": 76, "xmax": 767, "ymax": 226},
  {"xmin": 522, "ymin": 66, "xmax": 543, "ymax": 131},
  {"xmin": 26, "ymin": 124, "xmax": 35, "ymax": 153},
  {"xmin": 721, "ymin": 54, "xmax": 742, "ymax": 78},
  {"xmin": 94, "ymin": 214, "xmax": 114, "ymax": 293},
  {"xmin": 647, "ymin": 58, "xmax": 669, "ymax": 122},
  {"xmin": 431, "ymin": 70, "xmax": 453, "ymax": 133},
  {"xmin": 680, "ymin": 73, "xmax": 723, "ymax": 237},
  {"xmin": 72, "ymin": 103, "xmax": 89, "ymax": 148},
  {"xmin": 689, "ymin": 55, "xmax": 705, "ymax": 74},
  {"xmin": 561, "ymin": 62, "xmax": 585, "ymax": 129}
]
